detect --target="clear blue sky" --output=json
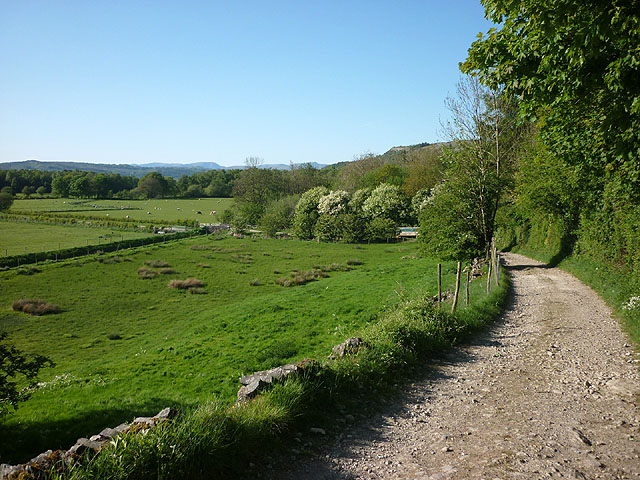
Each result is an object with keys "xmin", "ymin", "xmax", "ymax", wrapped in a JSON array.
[{"xmin": 0, "ymin": 1, "xmax": 495, "ymax": 167}]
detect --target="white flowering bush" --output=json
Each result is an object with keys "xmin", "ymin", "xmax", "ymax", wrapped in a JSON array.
[
  {"xmin": 317, "ymin": 190, "xmax": 350, "ymax": 216},
  {"xmin": 411, "ymin": 188, "xmax": 432, "ymax": 217},
  {"xmin": 622, "ymin": 296, "xmax": 640, "ymax": 311},
  {"xmin": 349, "ymin": 188, "xmax": 372, "ymax": 212},
  {"xmin": 361, "ymin": 183, "xmax": 408, "ymax": 222},
  {"xmin": 294, "ymin": 186, "xmax": 329, "ymax": 215}
]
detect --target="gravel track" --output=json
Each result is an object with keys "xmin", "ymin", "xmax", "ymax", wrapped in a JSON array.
[{"xmin": 268, "ymin": 253, "xmax": 640, "ymax": 479}]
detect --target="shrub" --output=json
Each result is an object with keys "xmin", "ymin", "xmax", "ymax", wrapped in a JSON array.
[
  {"xmin": 16, "ymin": 266, "xmax": 41, "ymax": 275},
  {"xmin": 144, "ymin": 260, "xmax": 170, "ymax": 268},
  {"xmin": 12, "ymin": 299, "xmax": 60, "ymax": 316},
  {"xmin": 168, "ymin": 278, "xmax": 205, "ymax": 290},
  {"xmin": 137, "ymin": 267, "xmax": 158, "ymax": 279}
]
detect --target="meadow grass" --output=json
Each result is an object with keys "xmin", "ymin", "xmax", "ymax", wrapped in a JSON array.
[
  {"xmin": 53, "ymin": 259, "xmax": 510, "ymax": 480},
  {"xmin": 9, "ymin": 198, "xmax": 233, "ymax": 223},
  {"xmin": 0, "ymin": 237, "xmax": 484, "ymax": 464},
  {"xmin": 0, "ymin": 220, "xmax": 152, "ymax": 256}
]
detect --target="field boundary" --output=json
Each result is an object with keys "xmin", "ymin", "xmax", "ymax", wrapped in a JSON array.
[{"xmin": 0, "ymin": 229, "xmax": 207, "ymax": 268}]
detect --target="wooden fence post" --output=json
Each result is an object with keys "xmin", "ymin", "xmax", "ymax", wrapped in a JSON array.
[
  {"xmin": 437, "ymin": 263, "xmax": 442, "ymax": 308},
  {"xmin": 465, "ymin": 269, "xmax": 470, "ymax": 306},
  {"xmin": 487, "ymin": 260, "xmax": 492, "ymax": 294},
  {"xmin": 451, "ymin": 261, "xmax": 462, "ymax": 314}
]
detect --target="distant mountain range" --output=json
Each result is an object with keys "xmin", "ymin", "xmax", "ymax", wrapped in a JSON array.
[
  {"xmin": 0, "ymin": 143, "xmax": 445, "ymax": 178},
  {"xmin": 0, "ymin": 160, "xmax": 329, "ymax": 178}
]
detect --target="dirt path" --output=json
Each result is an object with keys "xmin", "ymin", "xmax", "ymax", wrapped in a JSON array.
[{"xmin": 268, "ymin": 253, "xmax": 640, "ymax": 479}]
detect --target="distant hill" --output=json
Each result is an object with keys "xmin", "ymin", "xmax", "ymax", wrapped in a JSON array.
[{"xmin": 0, "ymin": 160, "xmax": 330, "ymax": 178}]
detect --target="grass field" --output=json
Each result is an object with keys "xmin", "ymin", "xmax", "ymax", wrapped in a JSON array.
[
  {"xmin": 0, "ymin": 220, "xmax": 153, "ymax": 256},
  {"xmin": 9, "ymin": 198, "xmax": 233, "ymax": 223},
  {"xmin": 0, "ymin": 236, "xmax": 487, "ymax": 463}
]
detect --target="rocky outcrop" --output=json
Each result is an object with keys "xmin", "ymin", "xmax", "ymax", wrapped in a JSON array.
[
  {"xmin": 236, "ymin": 359, "xmax": 316, "ymax": 404},
  {"xmin": 329, "ymin": 337, "xmax": 368, "ymax": 359},
  {"xmin": 0, "ymin": 407, "xmax": 176, "ymax": 480}
]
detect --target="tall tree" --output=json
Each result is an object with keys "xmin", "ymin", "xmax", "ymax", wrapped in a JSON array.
[
  {"xmin": 461, "ymin": 0, "xmax": 640, "ymax": 197},
  {"xmin": 420, "ymin": 77, "xmax": 525, "ymax": 259}
]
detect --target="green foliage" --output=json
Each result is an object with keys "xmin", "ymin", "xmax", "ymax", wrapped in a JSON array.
[
  {"xmin": 0, "ymin": 332, "xmax": 54, "ymax": 418},
  {"xmin": 418, "ymin": 183, "xmax": 482, "ymax": 260},
  {"xmin": 260, "ymin": 195, "xmax": 300, "ymax": 237},
  {"xmin": 366, "ymin": 217, "xmax": 397, "ymax": 243},
  {"xmin": 462, "ymin": 0, "xmax": 640, "ymax": 196},
  {"xmin": 361, "ymin": 183, "xmax": 408, "ymax": 223},
  {"xmin": 419, "ymin": 77, "xmax": 525, "ymax": 259},
  {"xmin": 0, "ymin": 191, "xmax": 14, "ymax": 211},
  {"xmin": 292, "ymin": 186, "xmax": 329, "ymax": 240}
]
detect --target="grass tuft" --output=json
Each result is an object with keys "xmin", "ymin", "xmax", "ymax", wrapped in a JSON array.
[
  {"xmin": 16, "ymin": 266, "xmax": 41, "ymax": 275},
  {"xmin": 137, "ymin": 266, "xmax": 158, "ymax": 279},
  {"xmin": 144, "ymin": 260, "xmax": 170, "ymax": 268},
  {"xmin": 168, "ymin": 278, "xmax": 205, "ymax": 290},
  {"xmin": 12, "ymin": 299, "xmax": 61, "ymax": 316}
]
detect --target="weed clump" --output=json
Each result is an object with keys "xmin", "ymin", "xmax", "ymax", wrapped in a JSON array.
[
  {"xmin": 97, "ymin": 256, "xmax": 123, "ymax": 264},
  {"xmin": 138, "ymin": 266, "xmax": 158, "ymax": 279},
  {"xmin": 159, "ymin": 268, "xmax": 178, "ymax": 275},
  {"xmin": 16, "ymin": 266, "xmax": 41, "ymax": 275},
  {"xmin": 168, "ymin": 278, "xmax": 205, "ymax": 290},
  {"xmin": 12, "ymin": 299, "xmax": 60, "ymax": 316},
  {"xmin": 144, "ymin": 260, "xmax": 170, "ymax": 268}
]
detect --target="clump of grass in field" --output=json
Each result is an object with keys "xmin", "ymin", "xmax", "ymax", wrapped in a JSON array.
[
  {"xmin": 189, "ymin": 287, "xmax": 206, "ymax": 295},
  {"xmin": 16, "ymin": 266, "xmax": 41, "ymax": 275},
  {"xmin": 159, "ymin": 268, "xmax": 178, "ymax": 275},
  {"xmin": 12, "ymin": 299, "xmax": 60, "ymax": 316},
  {"xmin": 137, "ymin": 266, "xmax": 158, "ymax": 279},
  {"xmin": 196, "ymin": 263, "xmax": 210, "ymax": 268},
  {"xmin": 107, "ymin": 333, "xmax": 122, "ymax": 340},
  {"xmin": 168, "ymin": 278, "xmax": 204, "ymax": 290},
  {"xmin": 97, "ymin": 256, "xmax": 123, "ymax": 264},
  {"xmin": 230, "ymin": 253, "xmax": 253, "ymax": 264},
  {"xmin": 273, "ymin": 269, "xmax": 281, "ymax": 274},
  {"xmin": 275, "ymin": 277, "xmax": 292, "ymax": 287},
  {"xmin": 190, "ymin": 245, "xmax": 213, "ymax": 250},
  {"xmin": 346, "ymin": 259, "xmax": 363, "ymax": 266},
  {"xmin": 249, "ymin": 278, "xmax": 261, "ymax": 286},
  {"xmin": 144, "ymin": 259, "xmax": 170, "ymax": 268}
]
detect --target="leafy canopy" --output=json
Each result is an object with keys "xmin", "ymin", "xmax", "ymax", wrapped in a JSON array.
[{"xmin": 461, "ymin": 0, "xmax": 640, "ymax": 195}]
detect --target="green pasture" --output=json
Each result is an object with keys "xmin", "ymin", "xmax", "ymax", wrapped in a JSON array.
[
  {"xmin": 0, "ymin": 237, "xmax": 486, "ymax": 463},
  {"xmin": 0, "ymin": 220, "xmax": 152, "ymax": 256},
  {"xmin": 9, "ymin": 198, "xmax": 233, "ymax": 223}
]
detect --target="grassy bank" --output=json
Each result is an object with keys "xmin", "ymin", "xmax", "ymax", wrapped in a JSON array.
[
  {"xmin": 49, "ymin": 263, "xmax": 510, "ymax": 479},
  {"xmin": 1, "ymin": 237, "xmax": 477, "ymax": 464}
]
